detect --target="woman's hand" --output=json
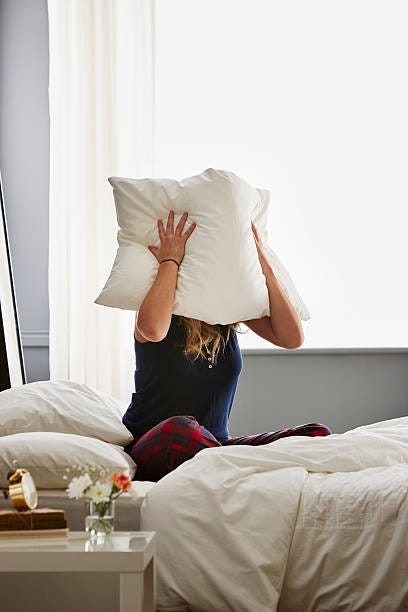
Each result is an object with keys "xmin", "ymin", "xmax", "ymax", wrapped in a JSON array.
[
  {"xmin": 251, "ymin": 221, "xmax": 269, "ymax": 274},
  {"xmin": 138, "ymin": 211, "xmax": 196, "ymax": 340},
  {"xmin": 148, "ymin": 210, "xmax": 196, "ymax": 266}
]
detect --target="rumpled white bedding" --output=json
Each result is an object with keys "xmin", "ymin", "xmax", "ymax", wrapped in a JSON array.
[{"xmin": 140, "ymin": 416, "xmax": 408, "ymax": 612}]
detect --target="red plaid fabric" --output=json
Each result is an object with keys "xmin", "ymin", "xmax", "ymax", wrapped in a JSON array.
[{"xmin": 124, "ymin": 415, "xmax": 332, "ymax": 482}]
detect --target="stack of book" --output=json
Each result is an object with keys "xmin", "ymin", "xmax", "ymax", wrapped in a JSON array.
[{"xmin": 0, "ymin": 508, "xmax": 69, "ymax": 538}]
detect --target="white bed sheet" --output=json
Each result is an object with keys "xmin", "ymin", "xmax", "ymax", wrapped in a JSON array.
[{"xmin": 140, "ymin": 416, "xmax": 408, "ymax": 612}]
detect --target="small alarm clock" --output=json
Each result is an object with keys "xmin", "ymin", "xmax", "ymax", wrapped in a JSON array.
[{"xmin": 7, "ymin": 461, "xmax": 38, "ymax": 511}]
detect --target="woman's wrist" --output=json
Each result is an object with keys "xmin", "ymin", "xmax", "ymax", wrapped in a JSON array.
[{"xmin": 159, "ymin": 258, "xmax": 180, "ymax": 269}]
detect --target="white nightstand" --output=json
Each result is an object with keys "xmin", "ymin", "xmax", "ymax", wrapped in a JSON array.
[{"xmin": 0, "ymin": 530, "xmax": 156, "ymax": 612}]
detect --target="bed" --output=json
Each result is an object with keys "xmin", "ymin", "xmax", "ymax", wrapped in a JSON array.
[
  {"xmin": 140, "ymin": 415, "xmax": 408, "ymax": 612},
  {"xmin": 1, "ymin": 379, "xmax": 407, "ymax": 610}
]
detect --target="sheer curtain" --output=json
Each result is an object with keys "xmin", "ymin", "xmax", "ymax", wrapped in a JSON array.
[{"xmin": 47, "ymin": 0, "xmax": 156, "ymax": 400}]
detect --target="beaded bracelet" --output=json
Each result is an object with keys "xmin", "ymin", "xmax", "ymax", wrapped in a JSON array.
[{"xmin": 159, "ymin": 258, "xmax": 180, "ymax": 269}]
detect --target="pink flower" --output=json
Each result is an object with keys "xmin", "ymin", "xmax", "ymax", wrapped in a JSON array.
[{"xmin": 110, "ymin": 471, "xmax": 132, "ymax": 492}]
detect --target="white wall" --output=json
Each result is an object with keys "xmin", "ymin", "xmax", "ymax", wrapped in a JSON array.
[{"xmin": 1, "ymin": 0, "xmax": 407, "ymax": 435}]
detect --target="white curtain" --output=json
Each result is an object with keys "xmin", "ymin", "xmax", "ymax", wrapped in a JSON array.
[{"xmin": 47, "ymin": 0, "xmax": 156, "ymax": 400}]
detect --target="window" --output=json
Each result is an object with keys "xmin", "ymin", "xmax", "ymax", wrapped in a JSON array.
[{"xmin": 154, "ymin": 0, "xmax": 408, "ymax": 348}]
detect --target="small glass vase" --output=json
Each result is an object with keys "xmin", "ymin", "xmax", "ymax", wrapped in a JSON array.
[{"xmin": 85, "ymin": 499, "xmax": 115, "ymax": 540}]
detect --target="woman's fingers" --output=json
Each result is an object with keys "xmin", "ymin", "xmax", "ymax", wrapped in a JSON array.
[
  {"xmin": 166, "ymin": 210, "xmax": 175, "ymax": 233},
  {"xmin": 251, "ymin": 221, "xmax": 262, "ymax": 244},
  {"xmin": 175, "ymin": 211, "xmax": 189, "ymax": 235},
  {"xmin": 158, "ymin": 210, "xmax": 196, "ymax": 241},
  {"xmin": 158, "ymin": 219, "xmax": 166, "ymax": 243},
  {"xmin": 148, "ymin": 245, "xmax": 159, "ymax": 260},
  {"xmin": 183, "ymin": 221, "xmax": 196, "ymax": 239}
]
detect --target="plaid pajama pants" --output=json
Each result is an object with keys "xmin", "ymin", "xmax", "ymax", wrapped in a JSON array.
[{"xmin": 124, "ymin": 415, "xmax": 332, "ymax": 482}]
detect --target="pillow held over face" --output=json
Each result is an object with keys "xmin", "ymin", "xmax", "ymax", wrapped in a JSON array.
[{"xmin": 95, "ymin": 167, "xmax": 311, "ymax": 324}]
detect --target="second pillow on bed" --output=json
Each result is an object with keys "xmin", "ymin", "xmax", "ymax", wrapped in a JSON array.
[{"xmin": 0, "ymin": 380, "xmax": 133, "ymax": 446}]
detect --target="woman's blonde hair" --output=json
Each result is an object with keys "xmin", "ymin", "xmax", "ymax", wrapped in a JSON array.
[{"xmin": 176, "ymin": 316, "xmax": 246, "ymax": 365}]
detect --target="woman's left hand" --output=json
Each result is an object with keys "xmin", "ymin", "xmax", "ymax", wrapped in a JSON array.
[{"xmin": 251, "ymin": 221, "xmax": 269, "ymax": 272}]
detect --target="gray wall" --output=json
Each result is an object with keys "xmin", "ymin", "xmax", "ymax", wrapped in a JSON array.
[
  {"xmin": 1, "ymin": 0, "xmax": 407, "ymax": 436},
  {"xmin": 0, "ymin": 0, "xmax": 49, "ymax": 382}
]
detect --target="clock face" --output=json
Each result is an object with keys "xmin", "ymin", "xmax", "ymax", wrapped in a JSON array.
[{"xmin": 21, "ymin": 473, "xmax": 38, "ymax": 509}]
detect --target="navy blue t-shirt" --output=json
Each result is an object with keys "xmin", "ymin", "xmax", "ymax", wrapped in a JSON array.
[{"xmin": 122, "ymin": 314, "xmax": 243, "ymax": 443}]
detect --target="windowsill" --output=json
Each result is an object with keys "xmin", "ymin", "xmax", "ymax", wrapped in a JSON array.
[{"xmin": 241, "ymin": 346, "xmax": 408, "ymax": 355}]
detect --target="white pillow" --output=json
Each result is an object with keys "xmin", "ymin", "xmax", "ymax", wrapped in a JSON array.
[
  {"xmin": 0, "ymin": 431, "xmax": 136, "ymax": 489},
  {"xmin": 0, "ymin": 380, "xmax": 133, "ymax": 447},
  {"xmin": 95, "ymin": 167, "xmax": 311, "ymax": 324}
]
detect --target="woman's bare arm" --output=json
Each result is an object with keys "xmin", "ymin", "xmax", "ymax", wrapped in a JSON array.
[
  {"xmin": 136, "ymin": 262, "xmax": 179, "ymax": 341},
  {"xmin": 136, "ymin": 210, "xmax": 196, "ymax": 341},
  {"xmin": 249, "ymin": 221, "xmax": 304, "ymax": 349}
]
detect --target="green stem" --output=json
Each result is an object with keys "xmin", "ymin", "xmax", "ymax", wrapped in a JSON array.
[{"xmin": 88, "ymin": 517, "xmax": 113, "ymax": 534}]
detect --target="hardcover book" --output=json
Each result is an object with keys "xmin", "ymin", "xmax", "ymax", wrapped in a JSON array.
[{"xmin": 0, "ymin": 508, "xmax": 67, "ymax": 531}]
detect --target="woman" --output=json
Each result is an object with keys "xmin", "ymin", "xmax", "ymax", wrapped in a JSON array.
[{"xmin": 122, "ymin": 210, "xmax": 331, "ymax": 481}]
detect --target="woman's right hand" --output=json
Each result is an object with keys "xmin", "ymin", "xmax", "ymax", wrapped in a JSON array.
[{"xmin": 148, "ymin": 210, "xmax": 196, "ymax": 266}]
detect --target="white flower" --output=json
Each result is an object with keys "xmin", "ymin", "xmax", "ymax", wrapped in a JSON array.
[
  {"xmin": 87, "ymin": 481, "xmax": 112, "ymax": 503},
  {"xmin": 66, "ymin": 473, "xmax": 93, "ymax": 499}
]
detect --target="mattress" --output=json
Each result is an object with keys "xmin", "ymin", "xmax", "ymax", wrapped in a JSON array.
[{"xmin": 0, "ymin": 480, "xmax": 156, "ymax": 531}]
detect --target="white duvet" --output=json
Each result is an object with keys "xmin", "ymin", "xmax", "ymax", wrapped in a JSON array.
[{"xmin": 140, "ymin": 417, "xmax": 408, "ymax": 612}]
